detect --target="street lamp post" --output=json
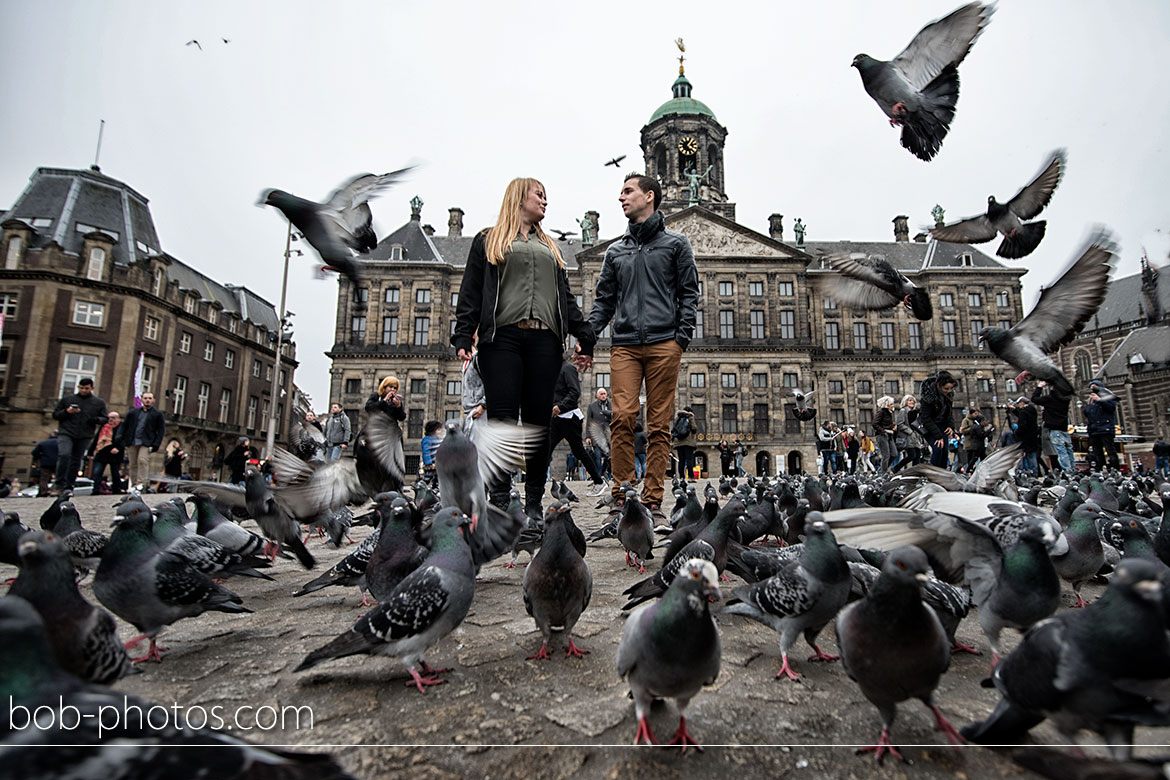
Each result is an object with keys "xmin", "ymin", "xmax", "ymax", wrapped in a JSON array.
[{"xmin": 265, "ymin": 223, "xmax": 292, "ymax": 459}]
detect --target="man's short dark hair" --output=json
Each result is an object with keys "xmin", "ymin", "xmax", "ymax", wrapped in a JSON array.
[
  {"xmin": 78, "ymin": 377, "xmax": 94, "ymax": 387},
  {"xmin": 624, "ymin": 172, "xmax": 662, "ymax": 211}
]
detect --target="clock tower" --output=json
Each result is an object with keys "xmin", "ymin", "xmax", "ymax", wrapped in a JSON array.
[{"xmin": 640, "ymin": 47, "xmax": 733, "ymax": 219}]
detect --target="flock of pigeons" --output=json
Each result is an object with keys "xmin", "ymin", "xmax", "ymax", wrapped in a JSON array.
[{"xmin": 2, "ymin": 410, "xmax": 1169, "ymax": 774}]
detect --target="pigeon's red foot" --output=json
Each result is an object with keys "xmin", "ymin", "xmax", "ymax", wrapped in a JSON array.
[
  {"xmin": 503, "ymin": 561, "xmax": 517, "ymax": 569},
  {"xmin": 632, "ymin": 716, "xmax": 659, "ymax": 746},
  {"xmin": 668, "ymin": 716, "xmax": 703, "ymax": 752},
  {"xmin": 1072, "ymin": 593, "xmax": 1089, "ymax": 608},
  {"xmin": 359, "ymin": 593, "xmax": 377, "ymax": 607},
  {"xmin": 930, "ymin": 705, "xmax": 965, "ymax": 745},
  {"xmin": 950, "ymin": 640, "xmax": 981, "ymax": 655},
  {"xmin": 857, "ymin": 727, "xmax": 905, "ymax": 763},
  {"xmin": 775, "ymin": 654, "xmax": 803, "ymax": 681},
  {"xmin": 406, "ymin": 669, "xmax": 447, "ymax": 693},
  {"xmin": 131, "ymin": 638, "xmax": 168, "ymax": 664},
  {"xmin": 263, "ymin": 541, "xmax": 279, "ymax": 562},
  {"xmin": 720, "ymin": 572, "xmax": 733, "ymax": 582},
  {"xmin": 891, "ymin": 102, "xmax": 907, "ymax": 116},
  {"xmin": 123, "ymin": 633, "xmax": 148, "ymax": 649},
  {"xmin": 527, "ymin": 642, "xmax": 552, "ymax": 661},
  {"xmin": 2, "ymin": 577, "xmax": 15, "ymax": 586},
  {"xmin": 565, "ymin": 638, "xmax": 589, "ymax": 658},
  {"xmin": 419, "ymin": 660, "xmax": 451, "ymax": 676},
  {"xmin": 637, "ymin": 562, "xmax": 647, "ymax": 574},
  {"xmin": 807, "ymin": 644, "xmax": 839, "ymax": 663}
]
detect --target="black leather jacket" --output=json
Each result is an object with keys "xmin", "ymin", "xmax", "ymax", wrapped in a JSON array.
[
  {"xmin": 588, "ymin": 211, "xmax": 700, "ymax": 349},
  {"xmin": 451, "ymin": 230, "xmax": 595, "ymax": 356}
]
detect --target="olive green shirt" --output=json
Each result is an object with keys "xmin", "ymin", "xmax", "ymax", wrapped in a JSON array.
[{"xmin": 495, "ymin": 231, "xmax": 561, "ymax": 338}]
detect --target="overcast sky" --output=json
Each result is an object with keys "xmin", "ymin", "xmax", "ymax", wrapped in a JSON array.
[{"xmin": 4, "ymin": 0, "xmax": 1168, "ymax": 409}]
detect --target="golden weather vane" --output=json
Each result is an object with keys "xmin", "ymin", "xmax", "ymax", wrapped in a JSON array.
[{"xmin": 675, "ymin": 37, "xmax": 685, "ymax": 75}]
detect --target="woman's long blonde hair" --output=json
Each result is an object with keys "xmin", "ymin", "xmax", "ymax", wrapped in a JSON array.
[{"xmin": 484, "ymin": 178, "xmax": 565, "ymax": 268}]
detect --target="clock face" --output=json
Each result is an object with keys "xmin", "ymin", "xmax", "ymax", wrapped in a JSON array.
[{"xmin": 678, "ymin": 136, "xmax": 698, "ymax": 155}]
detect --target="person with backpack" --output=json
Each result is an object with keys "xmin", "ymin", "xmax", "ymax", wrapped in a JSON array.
[{"xmin": 671, "ymin": 407, "xmax": 697, "ymax": 480}]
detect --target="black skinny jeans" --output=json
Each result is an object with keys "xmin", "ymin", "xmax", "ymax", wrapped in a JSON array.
[
  {"xmin": 477, "ymin": 325, "xmax": 563, "ymax": 507},
  {"xmin": 549, "ymin": 416, "xmax": 604, "ymax": 484}
]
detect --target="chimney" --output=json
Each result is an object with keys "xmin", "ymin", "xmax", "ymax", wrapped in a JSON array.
[
  {"xmin": 913, "ymin": 232, "xmax": 928, "ymax": 243},
  {"xmin": 422, "ymin": 224, "xmax": 435, "ymax": 237},
  {"xmin": 768, "ymin": 213, "xmax": 784, "ymax": 240},
  {"xmin": 448, "ymin": 207, "xmax": 464, "ymax": 238},
  {"xmin": 893, "ymin": 215, "xmax": 909, "ymax": 242}
]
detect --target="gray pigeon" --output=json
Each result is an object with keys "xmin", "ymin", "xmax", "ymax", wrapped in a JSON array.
[
  {"xmin": 152, "ymin": 500, "xmax": 273, "ymax": 581},
  {"xmin": 9, "ymin": 531, "xmax": 136, "ymax": 684},
  {"xmin": 364, "ymin": 496, "xmax": 429, "ymax": 602},
  {"xmin": 1, "ymin": 510, "xmax": 32, "ymax": 569},
  {"xmin": 836, "ymin": 545, "xmax": 964, "ymax": 763},
  {"xmin": 721, "ymin": 517, "xmax": 852, "ymax": 680},
  {"xmin": 1052, "ymin": 502, "xmax": 1106, "ymax": 607},
  {"xmin": 523, "ymin": 502, "xmax": 593, "ymax": 659},
  {"xmin": 616, "ymin": 558, "xmax": 721, "ymax": 749},
  {"xmin": 38, "ymin": 488, "xmax": 72, "ymax": 531},
  {"xmin": 980, "ymin": 230, "xmax": 1117, "ymax": 395},
  {"xmin": 791, "ymin": 389, "xmax": 817, "ymax": 422},
  {"xmin": 823, "ymin": 254, "xmax": 934, "ymax": 320},
  {"xmin": 851, "ymin": 2, "xmax": 994, "ymax": 161},
  {"xmin": 296, "ymin": 507, "xmax": 475, "ymax": 692},
  {"xmin": 51, "ymin": 503, "xmax": 110, "ymax": 579},
  {"xmin": 961, "ymin": 558, "xmax": 1170, "ymax": 760},
  {"xmin": 930, "ymin": 149, "xmax": 1067, "ymax": 258},
  {"xmin": 0, "ymin": 596, "xmax": 359, "ymax": 780},
  {"xmin": 93, "ymin": 504, "xmax": 252, "ymax": 663},
  {"xmin": 187, "ymin": 494, "xmax": 266, "ymax": 558},
  {"xmin": 617, "ymin": 490, "xmax": 655, "ymax": 572},
  {"xmin": 293, "ymin": 523, "xmax": 380, "ymax": 603},
  {"xmin": 260, "ymin": 169, "xmax": 412, "ymax": 302}
]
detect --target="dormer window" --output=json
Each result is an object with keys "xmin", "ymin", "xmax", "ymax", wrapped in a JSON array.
[
  {"xmin": 86, "ymin": 247, "xmax": 106, "ymax": 281},
  {"xmin": 184, "ymin": 295, "xmax": 197, "ymax": 314},
  {"xmin": 152, "ymin": 267, "xmax": 165, "ymax": 296},
  {"xmin": 209, "ymin": 307, "xmax": 218, "ymax": 325},
  {"xmin": 390, "ymin": 244, "xmax": 403, "ymax": 260},
  {"xmin": 4, "ymin": 236, "xmax": 22, "ymax": 269},
  {"xmin": 961, "ymin": 253, "xmax": 973, "ymax": 267}
]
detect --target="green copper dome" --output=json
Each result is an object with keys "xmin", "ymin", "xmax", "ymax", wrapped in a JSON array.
[{"xmin": 648, "ymin": 74, "xmax": 717, "ymax": 123}]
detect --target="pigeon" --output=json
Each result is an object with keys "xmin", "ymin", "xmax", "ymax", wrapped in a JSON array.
[
  {"xmin": 9, "ymin": 531, "xmax": 136, "ymax": 684},
  {"xmin": 365, "ymin": 496, "xmax": 430, "ymax": 603},
  {"xmin": 621, "ymin": 497, "xmax": 744, "ymax": 611},
  {"xmin": 961, "ymin": 558, "xmax": 1170, "ymax": 759},
  {"xmin": 296, "ymin": 507, "xmax": 475, "ymax": 692},
  {"xmin": 293, "ymin": 523, "xmax": 379, "ymax": 602},
  {"xmin": 186, "ymin": 494, "xmax": 267, "ymax": 557},
  {"xmin": 888, "ymin": 443, "xmax": 1022, "ymax": 493},
  {"xmin": 720, "ymin": 517, "xmax": 852, "ymax": 680},
  {"xmin": 823, "ymin": 253, "xmax": 933, "ymax": 320},
  {"xmin": 605, "ymin": 155, "xmax": 627, "ymax": 167},
  {"xmin": 836, "ymin": 545, "xmax": 964, "ymax": 762},
  {"xmin": 93, "ymin": 503, "xmax": 252, "ymax": 663},
  {"xmin": 617, "ymin": 490, "xmax": 655, "ymax": 572},
  {"xmin": 979, "ymin": 230, "xmax": 1117, "ymax": 396},
  {"xmin": 1110, "ymin": 517, "xmax": 1169, "ymax": 576},
  {"xmin": 616, "ymin": 558, "xmax": 721, "ymax": 749},
  {"xmin": 550, "ymin": 229, "xmax": 577, "ymax": 242},
  {"xmin": 930, "ymin": 149, "xmax": 1067, "ymax": 258},
  {"xmin": 523, "ymin": 502, "xmax": 593, "ymax": 660},
  {"xmin": 0, "ymin": 596, "xmax": 359, "ymax": 780},
  {"xmin": 151, "ymin": 501, "xmax": 273, "ymax": 582},
  {"xmin": 851, "ymin": 2, "xmax": 994, "ymax": 161},
  {"xmin": 1010, "ymin": 746, "xmax": 1170, "ymax": 780},
  {"xmin": 1052, "ymin": 502, "xmax": 1106, "ymax": 607},
  {"xmin": 38, "ymin": 488, "xmax": 72, "ymax": 530},
  {"xmin": 185, "ymin": 39, "xmax": 201, "ymax": 50},
  {"xmin": 50, "ymin": 501, "xmax": 108, "ymax": 578},
  {"xmin": 289, "ymin": 419, "xmax": 327, "ymax": 461},
  {"xmin": 259, "ymin": 169, "xmax": 412, "ymax": 301},
  {"xmin": 1, "ymin": 510, "xmax": 31, "ymax": 570}
]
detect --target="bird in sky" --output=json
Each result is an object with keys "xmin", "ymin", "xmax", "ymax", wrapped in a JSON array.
[
  {"xmin": 930, "ymin": 149, "xmax": 1067, "ymax": 259},
  {"xmin": 551, "ymin": 229, "xmax": 577, "ymax": 242},
  {"xmin": 185, "ymin": 40, "xmax": 201, "ymax": 51},
  {"xmin": 605, "ymin": 155, "xmax": 627, "ymax": 167},
  {"xmin": 852, "ymin": 2, "xmax": 994, "ymax": 161}
]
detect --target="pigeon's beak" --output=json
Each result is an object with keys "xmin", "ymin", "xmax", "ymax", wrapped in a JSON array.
[
  {"xmin": 1134, "ymin": 579, "xmax": 1163, "ymax": 601},
  {"xmin": 915, "ymin": 572, "xmax": 929, "ymax": 583},
  {"xmin": 18, "ymin": 538, "xmax": 38, "ymax": 557}
]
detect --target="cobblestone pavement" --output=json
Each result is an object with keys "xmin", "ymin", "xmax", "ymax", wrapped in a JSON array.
[{"xmin": 3, "ymin": 486, "xmax": 1166, "ymax": 779}]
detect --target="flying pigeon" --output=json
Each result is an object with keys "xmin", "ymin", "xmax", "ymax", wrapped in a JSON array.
[
  {"xmin": 720, "ymin": 518, "xmax": 852, "ymax": 681},
  {"xmin": 605, "ymin": 155, "xmax": 627, "ymax": 167},
  {"xmin": 259, "ymin": 169, "xmax": 413, "ymax": 305},
  {"xmin": 852, "ymin": 2, "xmax": 994, "ymax": 161},
  {"xmin": 295, "ymin": 507, "xmax": 475, "ymax": 693},
  {"xmin": 0, "ymin": 596, "xmax": 359, "ymax": 780},
  {"xmin": 9, "ymin": 531, "xmax": 136, "ymax": 684},
  {"xmin": 980, "ymin": 230, "xmax": 1117, "ymax": 395},
  {"xmin": 550, "ymin": 229, "xmax": 577, "ymax": 242},
  {"xmin": 823, "ymin": 253, "xmax": 934, "ymax": 320},
  {"xmin": 930, "ymin": 149, "xmax": 1067, "ymax": 258},
  {"xmin": 185, "ymin": 39, "xmax": 202, "ymax": 50},
  {"xmin": 522, "ymin": 502, "xmax": 593, "ymax": 660},
  {"xmin": 791, "ymin": 389, "xmax": 817, "ymax": 422},
  {"xmin": 836, "ymin": 545, "xmax": 964, "ymax": 763},
  {"xmin": 616, "ymin": 558, "xmax": 721, "ymax": 749}
]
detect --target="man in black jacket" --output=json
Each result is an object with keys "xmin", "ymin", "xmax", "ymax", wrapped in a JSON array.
[
  {"xmin": 549, "ymin": 358, "xmax": 607, "ymax": 496},
  {"xmin": 1012, "ymin": 396, "xmax": 1041, "ymax": 474},
  {"xmin": 1031, "ymin": 380, "xmax": 1074, "ymax": 472},
  {"xmin": 919, "ymin": 371, "xmax": 957, "ymax": 468},
  {"xmin": 583, "ymin": 173, "xmax": 699, "ymax": 521},
  {"xmin": 117, "ymin": 391, "xmax": 165, "ymax": 490},
  {"xmin": 51, "ymin": 377, "xmax": 108, "ymax": 493}
]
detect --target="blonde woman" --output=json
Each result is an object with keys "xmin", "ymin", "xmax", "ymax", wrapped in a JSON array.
[
  {"xmin": 451, "ymin": 178, "xmax": 596, "ymax": 518},
  {"xmin": 892, "ymin": 394, "xmax": 927, "ymax": 472},
  {"xmin": 857, "ymin": 432, "xmax": 877, "ymax": 473},
  {"xmin": 873, "ymin": 395, "xmax": 898, "ymax": 472}
]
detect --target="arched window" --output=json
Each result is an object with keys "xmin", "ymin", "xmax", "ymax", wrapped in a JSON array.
[
  {"xmin": 707, "ymin": 144, "xmax": 720, "ymax": 190},
  {"xmin": 86, "ymin": 246, "xmax": 105, "ymax": 281},
  {"xmin": 1073, "ymin": 350, "xmax": 1093, "ymax": 385},
  {"xmin": 654, "ymin": 144, "xmax": 667, "ymax": 179},
  {"xmin": 4, "ymin": 235, "xmax": 22, "ymax": 269}
]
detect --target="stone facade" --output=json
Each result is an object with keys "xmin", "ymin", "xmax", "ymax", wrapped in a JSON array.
[{"xmin": 0, "ymin": 166, "xmax": 298, "ymax": 483}]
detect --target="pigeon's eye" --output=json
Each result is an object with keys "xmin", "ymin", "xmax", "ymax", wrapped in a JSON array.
[
  {"xmin": 1130, "ymin": 520, "xmax": 1139, "ymax": 528},
  {"xmin": 690, "ymin": 568, "xmax": 703, "ymax": 580}
]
